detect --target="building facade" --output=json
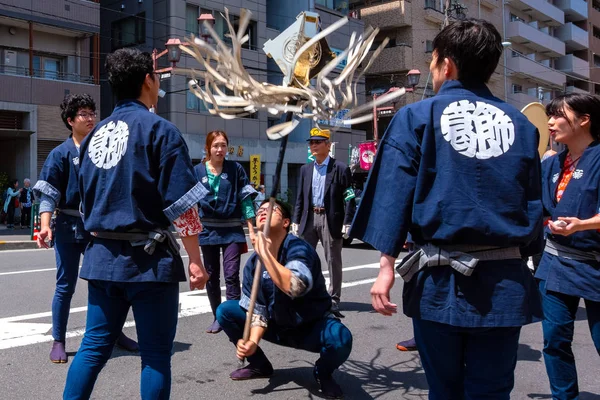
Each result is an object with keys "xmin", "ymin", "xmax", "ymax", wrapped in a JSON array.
[
  {"xmin": 351, "ymin": 0, "xmax": 597, "ymax": 140},
  {"xmin": 0, "ymin": 0, "xmax": 100, "ymax": 183},
  {"xmin": 99, "ymin": 0, "xmax": 366, "ymax": 202}
]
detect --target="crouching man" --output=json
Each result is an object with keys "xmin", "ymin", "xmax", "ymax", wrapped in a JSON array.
[{"xmin": 216, "ymin": 199, "xmax": 352, "ymax": 399}]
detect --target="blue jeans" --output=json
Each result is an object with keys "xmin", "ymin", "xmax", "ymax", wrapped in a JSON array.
[
  {"xmin": 53, "ymin": 241, "xmax": 87, "ymax": 341},
  {"xmin": 413, "ymin": 318, "xmax": 521, "ymax": 400},
  {"xmin": 216, "ymin": 300, "xmax": 352, "ymax": 376},
  {"xmin": 539, "ymin": 279, "xmax": 600, "ymax": 400},
  {"xmin": 63, "ymin": 280, "xmax": 179, "ymax": 400}
]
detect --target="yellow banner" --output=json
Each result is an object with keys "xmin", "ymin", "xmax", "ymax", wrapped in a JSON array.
[{"xmin": 250, "ymin": 155, "xmax": 261, "ymax": 188}]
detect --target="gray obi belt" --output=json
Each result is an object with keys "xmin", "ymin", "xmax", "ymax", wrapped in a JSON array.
[
  {"xmin": 200, "ymin": 218, "xmax": 243, "ymax": 228},
  {"xmin": 397, "ymin": 243, "xmax": 522, "ymax": 282},
  {"xmin": 92, "ymin": 229, "xmax": 180, "ymax": 256},
  {"xmin": 544, "ymin": 238, "xmax": 600, "ymax": 262},
  {"xmin": 58, "ymin": 209, "xmax": 81, "ymax": 217}
]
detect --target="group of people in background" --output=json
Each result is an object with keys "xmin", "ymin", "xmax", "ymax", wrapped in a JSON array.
[
  {"xmin": 2, "ymin": 178, "xmax": 33, "ymax": 229},
  {"xmin": 23, "ymin": 16, "xmax": 600, "ymax": 400}
]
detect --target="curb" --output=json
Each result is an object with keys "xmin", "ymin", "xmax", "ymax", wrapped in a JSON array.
[{"xmin": 0, "ymin": 241, "xmax": 38, "ymax": 251}]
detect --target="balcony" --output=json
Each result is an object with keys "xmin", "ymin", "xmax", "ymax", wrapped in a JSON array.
[
  {"xmin": 506, "ymin": 21, "xmax": 565, "ymax": 57},
  {"xmin": 506, "ymin": 54, "xmax": 566, "ymax": 88},
  {"xmin": 554, "ymin": 0, "xmax": 588, "ymax": 21},
  {"xmin": 506, "ymin": 0, "xmax": 564, "ymax": 26},
  {"xmin": 554, "ymin": 23, "xmax": 589, "ymax": 51},
  {"xmin": 365, "ymin": 45, "xmax": 412, "ymax": 75},
  {"xmin": 509, "ymin": 91, "xmax": 540, "ymax": 109},
  {"xmin": 0, "ymin": 0, "xmax": 99, "ymax": 30},
  {"xmin": 360, "ymin": 1, "xmax": 412, "ymax": 28},
  {"xmin": 555, "ymin": 54, "xmax": 590, "ymax": 79},
  {"xmin": 480, "ymin": 0, "xmax": 499, "ymax": 9},
  {"xmin": 566, "ymin": 86, "xmax": 588, "ymax": 94},
  {"xmin": 0, "ymin": 74, "xmax": 99, "ymax": 106},
  {"xmin": 424, "ymin": 0, "xmax": 445, "ymax": 24}
]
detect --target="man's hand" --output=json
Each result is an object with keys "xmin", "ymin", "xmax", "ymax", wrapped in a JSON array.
[
  {"xmin": 342, "ymin": 224, "xmax": 351, "ymax": 239},
  {"xmin": 37, "ymin": 226, "xmax": 53, "ymax": 249},
  {"xmin": 548, "ymin": 217, "xmax": 582, "ymax": 236},
  {"xmin": 254, "ymin": 231, "xmax": 273, "ymax": 261},
  {"xmin": 236, "ymin": 339, "xmax": 258, "ymax": 359},
  {"xmin": 189, "ymin": 261, "xmax": 209, "ymax": 290},
  {"xmin": 291, "ymin": 223, "xmax": 299, "ymax": 236},
  {"xmin": 371, "ymin": 255, "xmax": 397, "ymax": 316}
]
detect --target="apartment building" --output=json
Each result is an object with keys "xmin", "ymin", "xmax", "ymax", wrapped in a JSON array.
[
  {"xmin": 0, "ymin": 0, "xmax": 100, "ymax": 182},
  {"xmin": 351, "ymin": 0, "xmax": 598, "ymax": 140},
  {"xmin": 100, "ymin": 0, "xmax": 365, "ymax": 200},
  {"xmin": 505, "ymin": 0, "xmax": 589, "ymax": 108},
  {"xmin": 351, "ymin": 0, "xmax": 503, "ymax": 139}
]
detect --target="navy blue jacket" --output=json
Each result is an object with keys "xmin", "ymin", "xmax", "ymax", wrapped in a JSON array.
[
  {"xmin": 239, "ymin": 234, "xmax": 332, "ymax": 328},
  {"xmin": 78, "ymin": 100, "xmax": 208, "ymax": 283}
]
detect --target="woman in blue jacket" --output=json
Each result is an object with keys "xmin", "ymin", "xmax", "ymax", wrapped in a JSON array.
[{"xmin": 195, "ymin": 131, "xmax": 256, "ymax": 333}]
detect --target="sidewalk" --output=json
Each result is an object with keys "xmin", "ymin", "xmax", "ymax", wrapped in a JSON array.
[{"xmin": 0, "ymin": 225, "xmax": 37, "ymax": 251}]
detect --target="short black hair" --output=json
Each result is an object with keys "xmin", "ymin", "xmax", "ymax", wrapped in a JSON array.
[
  {"xmin": 60, "ymin": 94, "xmax": 96, "ymax": 131},
  {"xmin": 259, "ymin": 199, "xmax": 292, "ymax": 231},
  {"xmin": 546, "ymin": 93, "xmax": 600, "ymax": 141},
  {"xmin": 432, "ymin": 18, "xmax": 502, "ymax": 85},
  {"xmin": 105, "ymin": 48, "xmax": 154, "ymax": 101}
]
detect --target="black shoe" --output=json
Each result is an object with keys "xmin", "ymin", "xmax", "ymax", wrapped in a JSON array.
[{"xmin": 313, "ymin": 367, "xmax": 343, "ymax": 399}]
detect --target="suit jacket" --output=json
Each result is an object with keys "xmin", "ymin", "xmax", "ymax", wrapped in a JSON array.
[{"xmin": 293, "ymin": 158, "xmax": 354, "ymax": 239}]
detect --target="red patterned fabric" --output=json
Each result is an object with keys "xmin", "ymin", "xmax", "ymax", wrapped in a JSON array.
[{"xmin": 173, "ymin": 205, "xmax": 202, "ymax": 237}]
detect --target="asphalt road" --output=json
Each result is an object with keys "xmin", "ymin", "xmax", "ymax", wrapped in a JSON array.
[{"xmin": 1, "ymin": 241, "xmax": 599, "ymax": 400}]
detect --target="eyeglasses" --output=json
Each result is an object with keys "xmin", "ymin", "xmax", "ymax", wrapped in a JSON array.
[
  {"xmin": 76, "ymin": 112, "xmax": 97, "ymax": 119},
  {"xmin": 256, "ymin": 205, "xmax": 283, "ymax": 217}
]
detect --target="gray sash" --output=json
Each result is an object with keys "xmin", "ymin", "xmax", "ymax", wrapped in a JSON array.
[
  {"xmin": 397, "ymin": 244, "xmax": 522, "ymax": 282},
  {"xmin": 544, "ymin": 239, "xmax": 600, "ymax": 262},
  {"xmin": 58, "ymin": 209, "xmax": 81, "ymax": 217},
  {"xmin": 92, "ymin": 229, "xmax": 180, "ymax": 256},
  {"xmin": 200, "ymin": 218, "xmax": 243, "ymax": 228}
]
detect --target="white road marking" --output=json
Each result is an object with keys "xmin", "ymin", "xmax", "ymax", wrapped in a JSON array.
[
  {"xmin": 0, "ymin": 251, "xmax": 257, "ymax": 276},
  {"xmin": 0, "ymin": 262, "xmax": 385, "ymax": 350}
]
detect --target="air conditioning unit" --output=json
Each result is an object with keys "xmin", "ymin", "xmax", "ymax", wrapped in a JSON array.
[{"xmin": 4, "ymin": 50, "xmax": 17, "ymax": 68}]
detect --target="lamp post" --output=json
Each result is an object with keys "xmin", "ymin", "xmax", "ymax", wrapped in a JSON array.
[
  {"xmin": 198, "ymin": 13, "xmax": 216, "ymax": 44},
  {"xmin": 152, "ymin": 38, "xmax": 184, "ymax": 74},
  {"xmin": 372, "ymin": 69, "xmax": 420, "ymax": 142},
  {"xmin": 151, "ymin": 38, "xmax": 185, "ymax": 113}
]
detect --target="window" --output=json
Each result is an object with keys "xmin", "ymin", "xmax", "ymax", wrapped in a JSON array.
[
  {"xmin": 510, "ymin": 14, "xmax": 524, "ymax": 22},
  {"xmin": 187, "ymin": 86, "xmax": 211, "ymax": 113},
  {"xmin": 186, "ymin": 4, "xmax": 199, "ymax": 36},
  {"xmin": 33, "ymin": 55, "xmax": 62, "ymax": 80},
  {"xmin": 215, "ymin": 14, "xmax": 258, "ymax": 50},
  {"xmin": 425, "ymin": 0, "xmax": 443, "ymax": 11},
  {"xmin": 425, "ymin": 40, "xmax": 433, "ymax": 53},
  {"xmin": 594, "ymin": 54, "xmax": 600, "ymax": 68},
  {"xmin": 111, "ymin": 13, "xmax": 146, "ymax": 49},
  {"xmin": 512, "ymin": 84, "xmax": 523, "ymax": 94},
  {"xmin": 315, "ymin": 0, "xmax": 349, "ymax": 14},
  {"xmin": 1, "ymin": 49, "xmax": 29, "ymax": 76}
]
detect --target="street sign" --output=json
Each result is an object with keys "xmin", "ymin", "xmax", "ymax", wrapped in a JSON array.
[
  {"xmin": 377, "ymin": 108, "xmax": 395, "ymax": 118},
  {"xmin": 159, "ymin": 72, "xmax": 172, "ymax": 80},
  {"xmin": 250, "ymin": 154, "xmax": 261, "ymax": 187},
  {"xmin": 307, "ymin": 147, "xmax": 315, "ymax": 163}
]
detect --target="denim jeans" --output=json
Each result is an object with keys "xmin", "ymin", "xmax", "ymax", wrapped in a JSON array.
[
  {"xmin": 539, "ymin": 279, "xmax": 600, "ymax": 400},
  {"xmin": 201, "ymin": 243, "xmax": 243, "ymax": 316},
  {"xmin": 53, "ymin": 241, "xmax": 87, "ymax": 341},
  {"xmin": 216, "ymin": 300, "xmax": 352, "ymax": 376},
  {"xmin": 413, "ymin": 318, "xmax": 521, "ymax": 400},
  {"xmin": 63, "ymin": 280, "xmax": 179, "ymax": 400}
]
